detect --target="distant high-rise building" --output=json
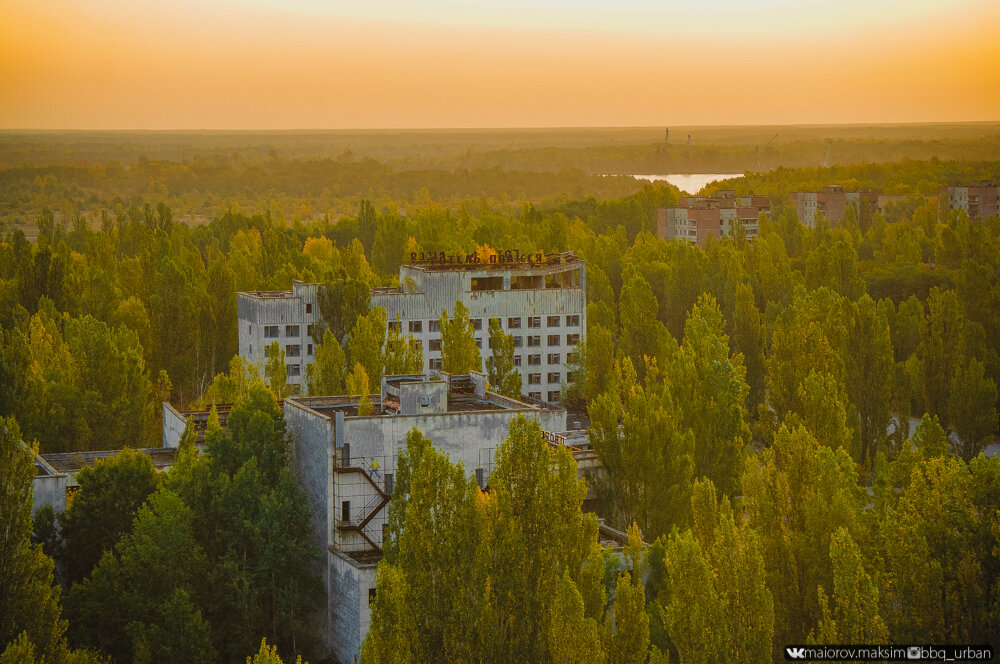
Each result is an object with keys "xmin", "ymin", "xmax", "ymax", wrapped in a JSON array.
[
  {"xmin": 656, "ymin": 190, "xmax": 770, "ymax": 247},
  {"xmin": 790, "ymin": 185, "xmax": 879, "ymax": 227},
  {"xmin": 237, "ymin": 281, "xmax": 321, "ymax": 389},
  {"xmin": 939, "ymin": 182, "xmax": 1000, "ymax": 220}
]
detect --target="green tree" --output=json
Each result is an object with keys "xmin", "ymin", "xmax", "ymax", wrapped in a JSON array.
[
  {"xmin": 439, "ymin": 301, "xmax": 481, "ymax": 375},
  {"xmin": 618, "ymin": 273, "xmax": 664, "ymax": 378},
  {"xmin": 57, "ymin": 448, "xmax": 161, "ymax": 586},
  {"xmin": 605, "ymin": 573, "xmax": 648, "ymax": 664},
  {"xmin": 948, "ymin": 357, "xmax": 998, "ymax": 461},
  {"xmin": 589, "ymin": 359, "xmax": 695, "ymax": 538},
  {"xmin": 919, "ymin": 287, "xmax": 965, "ymax": 424},
  {"xmin": 305, "ymin": 329, "xmax": 345, "ymax": 396},
  {"xmin": 0, "ymin": 416, "xmax": 64, "ymax": 663},
  {"xmin": 383, "ymin": 318, "xmax": 422, "ymax": 377},
  {"xmin": 486, "ymin": 318, "xmax": 522, "ymax": 398},
  {"xmin": 845, "ymin": 294, "xmax": 894, "ymax": 465},
  {"xmin": 346, "ymin": 362, "xmax": 373, "ymax": 416},
  {"xmin": 66, "ymin": 489, "xmax": 215, "ymax": 664},
  {"xmin": 912, "ymin": 412, "xmax": 948, "ymax": 459},
  {"xmin": 550, "ymin": 570, "xmax": 605, "ymax": 664},
  {"xmin": 670, "ymin": 293, "xmax": 749, "ymax": 496},
  {"xmin": 347, "ymin": 307, "xmax": 388, "ymax": 386},
  {"xmin": 810, "ymin": 528, "xmax": 887, "ymax": 644},
  {"xmin": 265, "ymin": 340, "xmax": 293, "ymax": 400}
]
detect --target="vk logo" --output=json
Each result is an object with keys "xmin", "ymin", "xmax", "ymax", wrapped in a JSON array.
[{"xmin": 786, "ymin": 647, "xmax": 806, "ymax": 659}]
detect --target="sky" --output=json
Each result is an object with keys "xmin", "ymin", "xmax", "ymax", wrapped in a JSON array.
[{"xmin": 1, "ymin": 0, "xmax": 998, "ymax": 129}]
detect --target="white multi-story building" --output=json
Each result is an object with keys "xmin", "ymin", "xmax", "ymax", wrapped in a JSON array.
[
  {"xmin": 284, "ymin": 372, "xmax": 569, "ymax": 664},
  {"xmin": 371, "ymin": 251, "xmax": 586, "ymax": 403},
  {"xmin": 237, "ymin": 280, "xmax": 321, "ymax": 389}
]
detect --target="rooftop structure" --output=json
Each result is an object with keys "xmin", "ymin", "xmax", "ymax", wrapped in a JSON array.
[
  {"xmin": 371, "ymin": 251, "xmax": 586, "ymax": 403},
  {"xmin": 237, "ymin": 280, "xmax": 321, "ymax": 390},
  {"xmin": 657, "ymin": 190, "xmax": 770, "ymax": 247},
  {"xmin": 283, "ymin": 372, "xmax": 569, "ymax": 663},
  {"xmin": 32, "ymin": 447, "xmax": 177, "ymax": 515},
  {"xmin": 790, "ymin": 185, "xmax": 880, "ymax": 227},
  {"xmin": 939, "ymin": 182, "xmax": 999, "ymax": 220},
  {"xmin": 162, "ymin": 402, "xmax": 234, "ymax": 448}
]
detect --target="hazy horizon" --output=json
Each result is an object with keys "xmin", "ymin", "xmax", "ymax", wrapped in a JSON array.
[{"xmin": 2, "ymin": 0, "xmax": 997, "ymax": 130}]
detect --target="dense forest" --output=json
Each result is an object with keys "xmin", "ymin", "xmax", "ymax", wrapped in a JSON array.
[{"xmin": 2, "ymin": 143, "xmax": 1000, "ymax": 663}]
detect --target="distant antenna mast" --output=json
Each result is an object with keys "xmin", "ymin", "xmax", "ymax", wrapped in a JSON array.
[{"xmin": 822, "ymin": 141, "xmax": 832, "ymax": 168}]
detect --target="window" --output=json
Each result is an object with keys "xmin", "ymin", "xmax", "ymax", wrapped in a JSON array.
[
  {"xmin": 429, "ymin": 339, "xmax": 442, "ymax": 352},
  {"xmin": 249, "ymin": 345, "xmax": 252, "ymax": 356},
  {"xmin": 430, "ymin": 358, "xmax": 443, "ymax": 370},
  {"xmin": 265, "ymin": 325, "xmax": 279, "ymax": 338},
  {"xmin": 307, "ymin": 344, "xmax": 313, "ymax": 356},
  {"xmin": 548, "ymin": 372, "xmax": 561, "ymax": 383},
  {"xmin": 306, "ymin": 303, "xmax": 312, "ymax": 314},
  {"xmin": 472, "ymin": 319, "xmax": 483, "ymax": 331},
  {"xmin": 567, "ymin": 334, "xmax": 580, "ymax": 346},
  {"xmin": 475, "ymin": 338, "xmax": 482, "ymax": 349},
  {"xmin": 287, "ymin": 364, "xmax": 301, "ymax": 377},
  {"xmin": 513, "ymin": 354, "xmax": 522, "ymax": 367},
  {"xmin": 385, "ymin": 473, "xmax": 394, "ymax": 496},
  {"xmin": 507, "ymin": 317, "xmax": 522, "ymax": 329},
  {"xmin": 548, "ymin": 391, "xmax": 561, "ymax": 403},
  {"xmin": 566, "ymin": 315, "xmax": 580, "ymax": 327},
  {"xmin": 409, "ymin": 320, "xmax": 422, "ymax": 333},
  {"xmin": 527, "ymin": 335, "xmax": 541, "ymax": 347},
  {"xmin": 547, "ymin": 353, "xmax": 560, "ymax": 365},
  {"xmin": 342, "ymin": 501, "xmax": 351, "ymax": 522},
  {"xmin": 528, "ymin": 373, "xmax": 542, "ymax": 385},
  {"xmin": 547, "ymin": 334, "xmax": 560, "ymax": 346},
  {"xmin": 529, "ymin": 391, "xmax": 542, "ymax": 399},
  {"xmin": 307, "ymin": 324, "xmax": 314, "ymax": 337},
  {"xmin": 471, "ymin": 276, "xmax": 503, "ymax": 291},
  {"xmin": 429, "ymin": 320, "xmax": 440, "ymax": 333},
  {"xmin": 567, "ymin": 352, "xmax": 579, "ymax": 364},
  {"xmin": 528, "ymin": 354, "xmax": 541, "ymax": 366},
  {"xmin": 513, "ymin": 336, "xmax": 523, "ymax": 348},
  {"xmin": 475, "ymin": 468, "xmax": 485, "ymax": 489},
  {"xmin": 547, "ymin": 315, "xmax": 560, "ymax": 327},
  {"xmin": 286, "ymin": 325, "xmax": 300, "ymax": 337},
  {"xmin": 388, "ymin": 320, "xmax": 401, "ymax": 332},
  {"xmin": 528, "ymin": 316, "xmax": 541, "ymax": 328},
  {"xmin": 286, "ymin": 345, "xmax": 300, "ymax": 358}
]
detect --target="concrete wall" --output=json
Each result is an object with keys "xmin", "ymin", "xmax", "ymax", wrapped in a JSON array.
[
  {"xmin": 328, "ymin": 550, "xmax": 376, "ymax": 664},
  {"xmin": 237, "ymin": 281, "xmax": 321, "ymax": 388},
  {"xmin": 32, "ymin": 456, "xmax": 67, "ymax": 515},
  {"xmin": 162, "ymin": 402, "xmax": 188, "ymax": 448},
  {"xmin": 398, "ymin": 380, "xmax": 449, "ymax": 415},
  {"xmin": 371, "ymin": 263, "xmax": 586, "ymax": 402}
]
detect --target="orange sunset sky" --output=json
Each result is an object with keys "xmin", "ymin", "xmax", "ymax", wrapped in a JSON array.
[{"xmin": 1, "ymin": 0, "xmax": 998, "ymax": 129}]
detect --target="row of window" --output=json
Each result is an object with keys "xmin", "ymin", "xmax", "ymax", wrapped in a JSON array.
[
  {"xmin": 260, "ymin": 344, "xmax": 314, "ymax": 360},
  {"xmin": 263, "ymin": 324, "xmax": 315, "ymax": 339},
  {"xmin": 428, "ymin": 352, "xmax": 575, "ymax": 371},
  {"xmin": 527, "ymin": 391, "xmax": 563, "ymax": 402},
  {"xmin": 526, "ymin": 372, "xmax": 563, "ymax": 385},
  {"xmin": 402, "ymin": 315, "xmax": 580, "ymax": 334}
]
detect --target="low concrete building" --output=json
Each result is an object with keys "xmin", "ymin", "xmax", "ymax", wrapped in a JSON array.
[
  {"xmin": 371, "ymin": 252, "xmax": 586, "ymax": 403},
  {"xmin": 791, "ymin": 186, "xmax": 880, "ymax": 227},
  {"xmin": 657, "ymin": 191, "xmax": 769, "ymax": 246},
  {"xmin": 32, "ymin": 448, "xmax": 177, "ymax": 514},
  {"xmin": 237, "ymin": 280, "xmax": 322, "ymax": 390},
  {"xmin": 284, "ymin": 373, "xmax": 568, "ymax": 664},
  {"xmin": 939, "ymin": 182, "xmax": 999, "ymax": 220},
  {"xmin": 162, "ymin": 402, "xmax": 234, "ymax": 448}
]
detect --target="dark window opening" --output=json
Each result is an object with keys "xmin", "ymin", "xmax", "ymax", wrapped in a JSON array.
[{"xmin": 471, "ymin": 276, "xmax": 503, "ymax": 291}]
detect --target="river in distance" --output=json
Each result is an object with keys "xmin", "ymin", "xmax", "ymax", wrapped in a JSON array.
[{"xmin": 630, "ymin": 173, "xmax": 743, "ymax": 194}]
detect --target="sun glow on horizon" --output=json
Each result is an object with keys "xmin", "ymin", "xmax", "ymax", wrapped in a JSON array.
[{"xmin": 1, "ymin": 0, "xmax": 997, "ymax": 129}]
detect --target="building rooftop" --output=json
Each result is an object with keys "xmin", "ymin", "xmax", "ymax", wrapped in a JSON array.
[{"xmin": 40, "ymin": 448, "xmax": 177, "ymax": 474}]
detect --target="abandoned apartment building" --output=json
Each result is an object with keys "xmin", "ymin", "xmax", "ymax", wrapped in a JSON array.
[{"xmin": 237, "ymin": 252, "xmax": 587, "ymax": 403}]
